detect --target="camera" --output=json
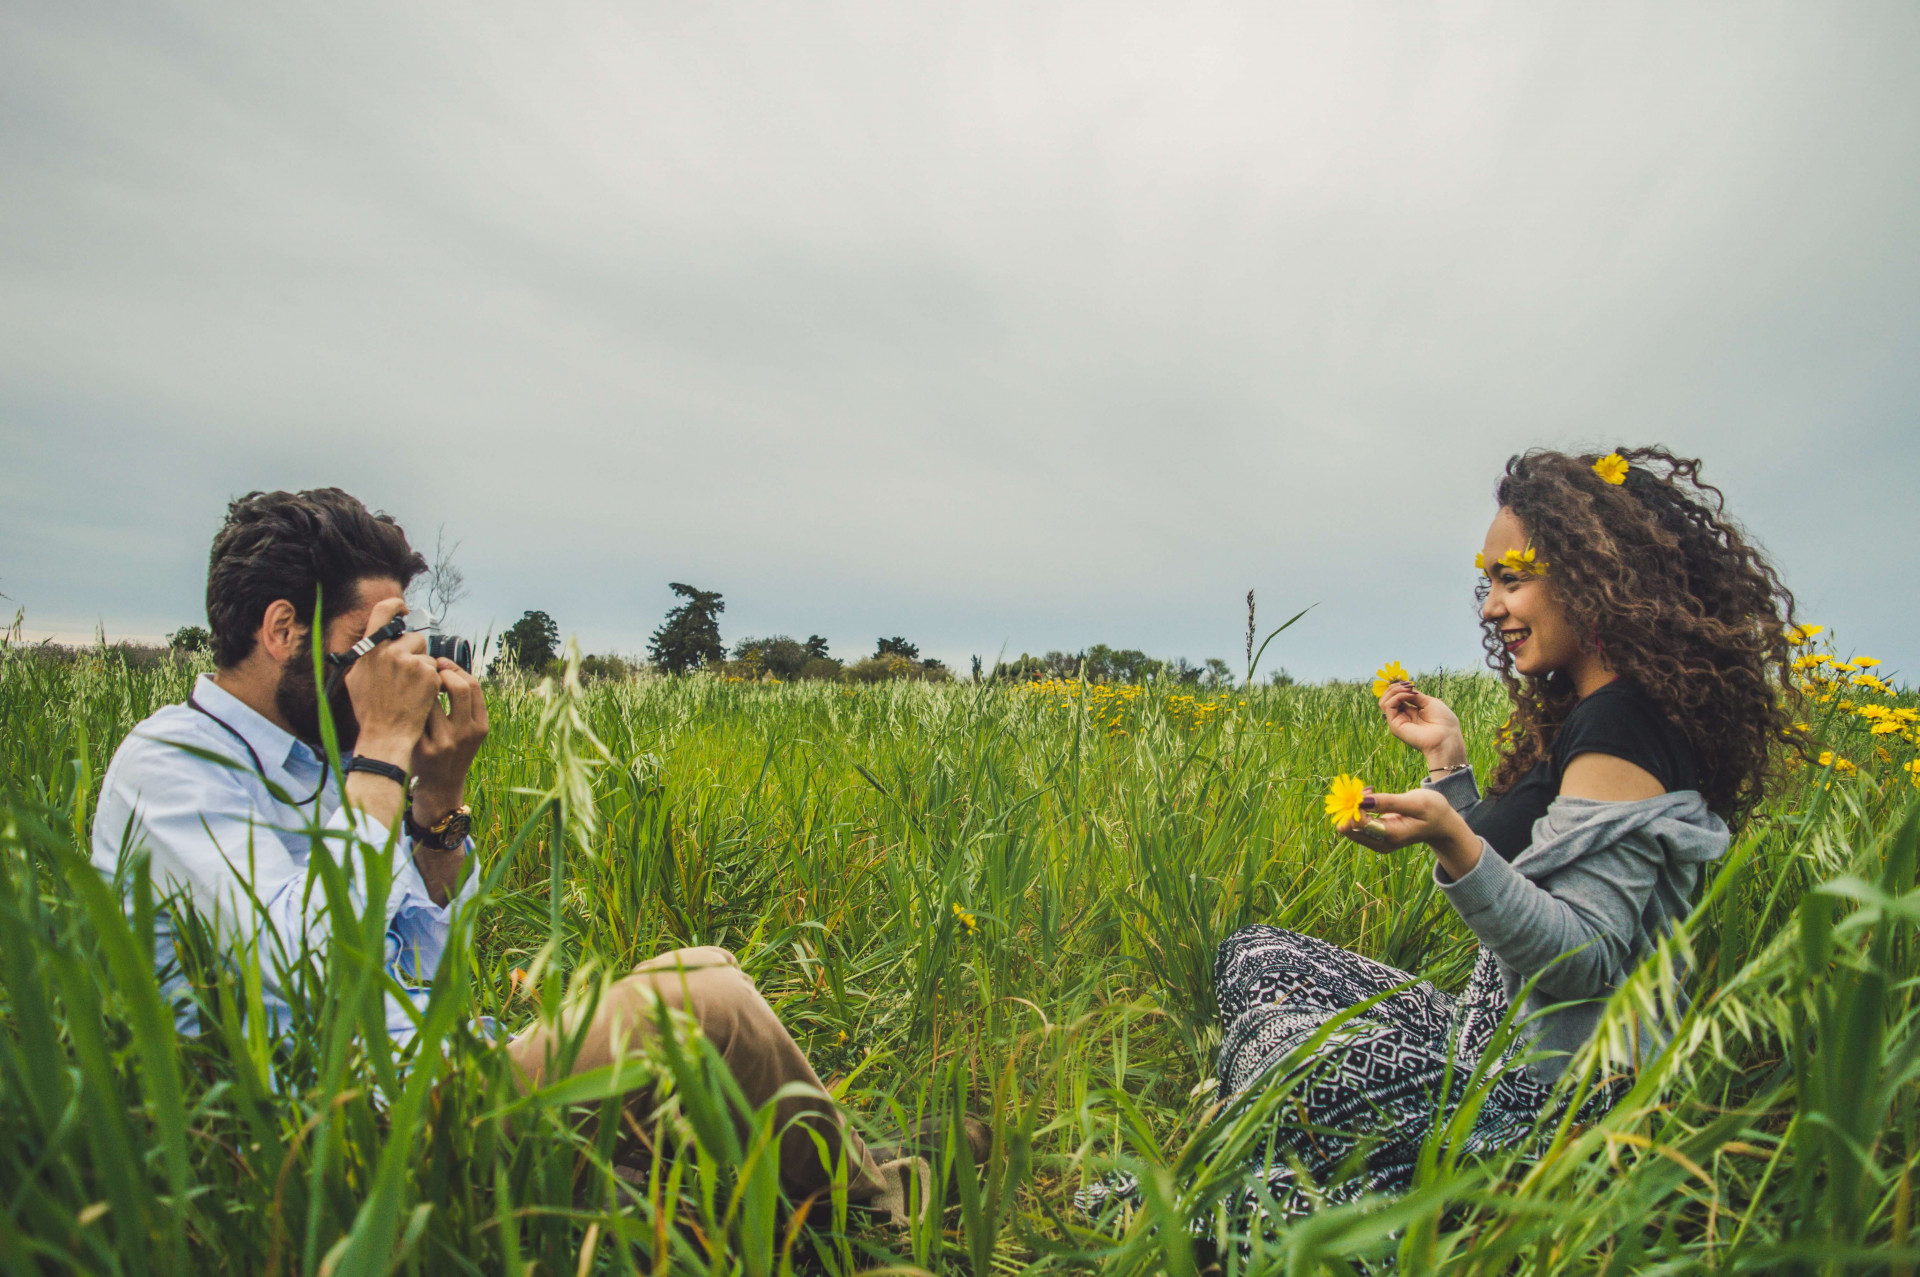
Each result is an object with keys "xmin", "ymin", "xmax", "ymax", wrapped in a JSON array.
[
  {"xmin": 427, "ymin": 633, "xmax": 473, "ymax": 672},
  {"xmin": 329, "ymin": 618, "xmax": 474, "ymax": 676}
]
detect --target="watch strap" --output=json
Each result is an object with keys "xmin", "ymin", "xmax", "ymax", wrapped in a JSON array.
[{"xmin": 406, "ymin": 803, "xmax": 471, "ymax": 850}]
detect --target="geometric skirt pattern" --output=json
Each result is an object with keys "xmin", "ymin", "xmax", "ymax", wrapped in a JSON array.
[{"xmin": 1077, "ymin": 925, "xmax": 1622, "ymax": 1241}]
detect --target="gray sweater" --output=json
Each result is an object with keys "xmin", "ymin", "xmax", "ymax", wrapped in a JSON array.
[{"xmin": 1426, "ymin": 768, "xmax": 1730, "ymax": 1082}]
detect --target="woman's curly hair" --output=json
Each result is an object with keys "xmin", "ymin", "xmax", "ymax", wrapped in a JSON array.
[{"xmin": 1481, "ymin": 446, "xmax": 1798, "ymax": 826}]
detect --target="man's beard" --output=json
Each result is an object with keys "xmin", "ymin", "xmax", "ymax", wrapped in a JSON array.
[{"xmin": 275, "ymin": 647, "xmax": 361, "ymax": 753}]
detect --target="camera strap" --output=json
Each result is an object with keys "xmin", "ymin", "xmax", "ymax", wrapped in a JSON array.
[{"xmin": 187, "ymin": 691, "xmax": 329, "ymax": 808}]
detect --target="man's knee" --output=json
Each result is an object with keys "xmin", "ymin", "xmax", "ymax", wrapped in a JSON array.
[
  {"xmin": 634, "ymin": 945, "xmax": 740, "ymax": 976},
  {"xmin": 631, "ymin": 947, "xmax": 769, "ymax": 1048}
]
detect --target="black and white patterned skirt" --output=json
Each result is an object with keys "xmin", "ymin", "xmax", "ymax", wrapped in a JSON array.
[{"xmin": 1077, "ymin": 925, "xmax": 1621, "ymax": 1238}]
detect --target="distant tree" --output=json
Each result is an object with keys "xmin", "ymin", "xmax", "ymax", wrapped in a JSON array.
[
  {"xmin": 648, "ymin": 583, "xmax": 726, "ymax": 674},
  {"xmin": 733, "ymin": 635, "xmax": 810, "ymax": 680},
  {"xmin": 1203, "ymin": 658, "xmax": 1235, "ymax": 689},
  {"xmin": 875, "ymin": 637, "xmax": 919, "ymax": 660},
  {"xmin": 1266, "ymin": 668, "xmax": 1296, "ymax": 688},
  {"xmin": 845, "ymin": 654, "xmax": 953, "ymax": 684},
  {"xmin": 167, "ymin": 625, "xmax": 211, "ymax": 653},
  {"xmin": 577, "ymin": 652, "xmax": 638, "ymax": 682},
  {"xmin": 804, "ymin": 635, "xmax": 831, "ymax": 659},
  {"xmin": 423, "ymin": 525, "xmax": 468, "ymax": 629},
  {"xmin": 799, "ymin": 656, "xmax": 843, "ymax": 681},
  {"xmin": 991, "ymin": 654, "xmax": 1050, "ymax": 682},
  {"xmin": 1083, "ymin": 644, "xmax": 1166, "ymax": 685},
  {"xmin": 970, "ymin": 655, "xmax": 983, "ymax": 683},
  {"xmin": 499, "ymin": 610, "xmax": 560, "ymax": 671}
]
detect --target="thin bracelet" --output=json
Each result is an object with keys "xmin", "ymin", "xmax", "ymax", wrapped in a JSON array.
[
  {"xmin": 1426, "ymin": 762, "xmax": 1472, "ymax": 780},
  {"xmin": 345, "ymin": 756, "xmax": 409, "ymax": 787}
]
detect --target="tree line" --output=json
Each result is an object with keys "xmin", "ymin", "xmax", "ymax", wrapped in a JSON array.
[{"xmin": 162, "ymin": 580, "xmax": 1265, "ymax": 689}]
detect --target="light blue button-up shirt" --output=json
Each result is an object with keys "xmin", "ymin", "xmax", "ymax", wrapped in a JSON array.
[{"xmin": 90, "ymin": 673, "xmax": 477, "ymax": 1044}]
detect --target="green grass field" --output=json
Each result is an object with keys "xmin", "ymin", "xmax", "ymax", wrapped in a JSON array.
[{"xmin": 2, "ymin": 640, "xmax": 1917, "ymax": 1275}]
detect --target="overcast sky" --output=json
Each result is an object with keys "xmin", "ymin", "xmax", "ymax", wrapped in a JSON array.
[{"xmin": 4, "ymin": 2, "xmax": 1916, "ymax": 681}]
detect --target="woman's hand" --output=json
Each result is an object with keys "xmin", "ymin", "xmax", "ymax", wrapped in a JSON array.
[
  {"xmin": 1378, "ymin": 682, "xmax": 1467, "ymax": 772},
  {"xmin": 1338, "ymin": 787, "xmax": 1484, "ymax": 880}
]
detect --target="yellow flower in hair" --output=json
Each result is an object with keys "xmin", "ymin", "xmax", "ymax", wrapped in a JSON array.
[
  {"xmin": 1592, "ymin": 452, "xmax": 1630, "ymax": 485},
  {"xmin": 1474, "ymin": 552, "xmax": 1487, "ymax": 572},
  {"xmin": 1498, "ymin": 545, "xmax": 1548, "ymax": 575},
  {"xmin": 1372, "ymin": 661, "xmax": 1410, "ymax": 698},
  {"xmin": 1324, "ymin": 774, "xmax": 1367, "ymax": 827}
]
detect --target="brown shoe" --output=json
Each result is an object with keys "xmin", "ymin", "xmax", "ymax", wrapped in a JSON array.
[
  {"xmin": 912, "ymin": 1114, "xmax": 993, "ymax": 1166},
  {"xmin": 863, "ymin": 1156, "xmax": 933, "ymax": 1227}
]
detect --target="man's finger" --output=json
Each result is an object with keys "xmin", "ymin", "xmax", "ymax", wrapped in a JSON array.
[
  {"xmin": 364, "ymin": 596, "xmax": 409, "ymax": 630},
  {"xmin": 438, "ymin": 666, "xmax": 478, "ymax": 722}
]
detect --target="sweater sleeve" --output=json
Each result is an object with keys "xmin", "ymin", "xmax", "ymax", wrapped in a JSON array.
[
  {"xmin": 1424, "ymin": 765, "xmax": 1481, "ymax": 815},
  {"xmin": 1434, "ymin": 826, "xmax": 1665, "ymax": 1000}
]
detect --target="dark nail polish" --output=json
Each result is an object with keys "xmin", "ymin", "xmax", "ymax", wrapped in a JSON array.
[{"xmin": 1360, "ymin": 795, "xmax": 1376, "ymax": 810}]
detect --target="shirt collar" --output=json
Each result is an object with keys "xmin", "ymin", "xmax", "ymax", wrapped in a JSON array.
[{"xmin": 190, "ymin": 673, "xmax": 324, "ymax": 783}]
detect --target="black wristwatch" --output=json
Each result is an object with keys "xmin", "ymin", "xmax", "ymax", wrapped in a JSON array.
[{"xmin": 405, "ymin": 803, "xmax": 472, "ymax": 851}]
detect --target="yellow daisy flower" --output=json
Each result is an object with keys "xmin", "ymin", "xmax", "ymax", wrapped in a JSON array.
[
  {"xmin": 951, "ymin": 902, "xmax": 977, "ymax": 936},
  {"xmin": 1372, "ymin": 661, "xmax": 1411, "ymax": 698},
  {"xmin": 1785, "ymin": 623, "xmax": 1825, "ymax": 644},
  {"xmin": 1592, "ymin": 452, "xmax": 1630, "ymax": 485},
  {"xmin": 1474, "ymin": 551, "xmax": 1487, "ymax": 571},
  {"xmin": 1324, "ymin": 774, "xmax": 1368, "ymax": 827}
]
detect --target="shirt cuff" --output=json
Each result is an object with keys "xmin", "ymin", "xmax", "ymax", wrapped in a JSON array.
[
  {"xmin": 327, "ymin": 805, "xmax": 470, "ymax": 922},
  {"xmin": 1423, "ymin": 765, "xmax": 1480, "ymax": 812}
]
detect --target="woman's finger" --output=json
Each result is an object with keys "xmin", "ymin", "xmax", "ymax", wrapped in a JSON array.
[{"xmin": 1358, "ymin": 789, "xmax": 1445, "ymax": 823}]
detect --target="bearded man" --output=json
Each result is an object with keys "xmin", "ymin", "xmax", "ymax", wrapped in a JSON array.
[{"xmin": 91, "ymin": 488, "xmax": 930, "ymax": 1217}]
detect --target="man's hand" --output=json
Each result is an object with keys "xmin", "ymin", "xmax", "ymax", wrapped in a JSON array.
[
  {"xmin": 410, "ymin": 659, "xmax": 489, "ymax": 827},
  {"xmin": 1337, "ymin": 787, "xmax": 1484, "ymax": 880},
  {"xmin": 1378, "ymin": 683, "xmax": 1468, "ymax": 773},
  {"xmin": 343, "ymin": 598, "xmax": 442, "ymax": 765},
  {"xmin": 340, "ymin": 598, "xmax": 439, "ymax": 835}
]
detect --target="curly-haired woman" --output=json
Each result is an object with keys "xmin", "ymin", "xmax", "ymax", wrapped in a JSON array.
[{"xmin": 1093, "ymin": 447, "xmax": 1800, "ymax": 1236}]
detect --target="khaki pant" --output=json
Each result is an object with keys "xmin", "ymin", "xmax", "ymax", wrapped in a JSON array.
[{"xmin": 505, "ymin": 946, "xmax": 887, "ymax": 1202}]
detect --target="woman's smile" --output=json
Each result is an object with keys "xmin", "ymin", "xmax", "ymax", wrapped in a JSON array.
[{"xmin": 1500, "ymin": 627, "xmax": 1531, "ymax": 654}]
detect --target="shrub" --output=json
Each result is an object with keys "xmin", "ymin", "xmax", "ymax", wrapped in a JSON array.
[{"xmin": 844, "ymin": 654, "xmax": 952, "ymax": 684}]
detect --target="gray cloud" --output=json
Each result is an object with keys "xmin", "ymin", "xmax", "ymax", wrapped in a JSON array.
[{"xmin": 4, "ymin": 1, "xmax": 1917, "ymax": 678}]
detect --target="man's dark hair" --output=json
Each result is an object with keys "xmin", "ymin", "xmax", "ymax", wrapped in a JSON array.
[{"xmin": 206, "ymin": 489, "xmax": 427, "ymax": 668}]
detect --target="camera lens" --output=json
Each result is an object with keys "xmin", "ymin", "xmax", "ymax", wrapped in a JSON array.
[{"xmin": 428, "ymin": 634, "xmax": 474, "ymax": 672}]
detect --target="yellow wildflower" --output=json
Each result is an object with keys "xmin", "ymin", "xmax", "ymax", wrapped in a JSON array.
[
  {"xmin": 1372, "ymin": 661, "xmax": 1411, "ymax": 698},
  {"xmin": 1591, "ymin": 452, "xmax": 1630, "ymax": 485},
  {"xmin": 1785, "ymin": 623, "xmax": 1825, "ymax": 645},
  {"xmin": 1474, "ymin": 551, "xmax": 1487, "ymax": 571},
  {"xmin": 1324, "ymin": 774, "xmax": 1368, "ymax": 827},
  {"xmin": 1854, "ymin": 656, "xmax": 1881, "ymax": 668},
  {"xmin": 951, "ymin": 903, "xmax": 977, "ymax": 936}
]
